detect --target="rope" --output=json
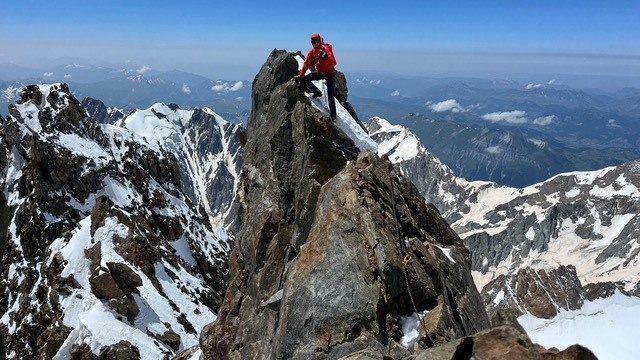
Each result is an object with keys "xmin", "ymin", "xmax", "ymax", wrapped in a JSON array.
[{"xmin": 389, "ymin": 170, "xmax": 434, "ymax": 347}]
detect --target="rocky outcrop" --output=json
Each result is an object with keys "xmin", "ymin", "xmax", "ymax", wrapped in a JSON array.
[
  {"xmin": 538, "ymin": 344, "xmax": 598, "ymax": 360},
  {"xmin": 409, "ymin": 326, "xmax": 597, "ymax": 360},
  {"xmin": 81, "ymin": 96, "xmax": 127, "ymax": 124},
  {"xmin": 199, "ymin": 49, "xmax": 491, "ymax": 359},
  {"xmin": 481, "ymin": 265, "xmax": 586, "ymax": 326},
  {"xmin": 413, "ymin": 326, "xmax": 541, "ymax": 360}
]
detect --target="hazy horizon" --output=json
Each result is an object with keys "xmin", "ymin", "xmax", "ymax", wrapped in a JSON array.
[{"xmin": 1, "ymin": 1, "xmax": 639, "ymax": 88}]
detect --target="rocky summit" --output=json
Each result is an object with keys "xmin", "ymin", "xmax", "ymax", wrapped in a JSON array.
[{"xmin": 197, "ymin": 50, "xmax": 589, "ymax": 359}]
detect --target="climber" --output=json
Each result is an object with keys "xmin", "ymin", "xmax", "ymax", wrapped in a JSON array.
[{"xmin": 295, "ymin": 33, "xmax": 338, "ymax": 121}]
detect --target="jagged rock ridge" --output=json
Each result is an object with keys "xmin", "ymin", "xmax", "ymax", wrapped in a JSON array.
[
  {"xmin": 1, "ymin": 58, "xmax": 603, "ymax": 359},
  {"xmin": 193, "ymin": 49, "xmax": 595, "ymax": 360},
  {"xmin": 0, "ymin": 84, "xmax": 232, "ymax": 358},
  {"xmin": 82, "ymin": 95, "xmax": 244, "ymax": 230}
]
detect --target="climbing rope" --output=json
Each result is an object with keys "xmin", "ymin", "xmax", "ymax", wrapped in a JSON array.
[{"xmin": 389, "ymin": 170, "xmax": 434, "ymax": 347}]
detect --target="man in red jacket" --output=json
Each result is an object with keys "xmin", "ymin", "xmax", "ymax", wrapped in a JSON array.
[{"xmin": 296, "ymin": 33, "xmax": 338, "ymax": 121}]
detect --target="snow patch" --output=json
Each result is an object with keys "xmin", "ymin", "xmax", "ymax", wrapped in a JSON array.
[{"xmin": 400, "ymin": 310, "xmax": 430, "ymax": 349}]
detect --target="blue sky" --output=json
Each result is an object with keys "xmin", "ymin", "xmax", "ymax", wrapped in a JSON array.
[{"xmin": 1, "ymin": 1, "xmax": 639, "ymax": 80}]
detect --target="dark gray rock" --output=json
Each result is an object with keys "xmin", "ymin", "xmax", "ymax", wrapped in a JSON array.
[
  {"xmin": 108, "ymin": 295, "xmax": 140, "ymax": 325},
  {"xmin": 154, "ymin": 329, "xmax": 181, "ymax": 351},
  {"xmin": 0, "ymin": 326, "xmax": 5, "ymax": 360},
  {"xmin": 81, "ymin": 97, "xmax": 126, "ymax": 124},
  {"xmin": 98, "ymin": 340, "xmax": 140, "ymax": 360},
  {"xmin": 106, "ymin": 262, "xmax": 143, "ymax": 293},
  {"xmin": 37, "ymin": 324, "xmax": 72, "ymax": 359},
  {"xmin": 200, "ymin": 50, "xmax": 490, "ymax": 359},
  {"xmin": 70, "ymin": 343, "xmax": 98, "ymax": 359},
  {"xmin": 90, "ymin": 271, "xmax": 127, "ymax": 300}
]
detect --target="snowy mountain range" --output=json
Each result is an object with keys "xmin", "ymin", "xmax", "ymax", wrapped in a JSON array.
[
  {"xmin": 0, "ymin": 65, "xmax": 252, "ymax": 124},
  {"xmin": 367, "ymin": 116, "xmax": 640, "ymax": 293},
  {"xmin": 366, "ymin": 116, "xmax": 640, "ymax": 359},
  {"xmin": 0, "ymin": 84, "xmax": 235, "ymax": 358},
  {"xmin": 2, "ymin": 62, "xmax": 639, "ymax": 358},
  {"xmin": 4, "ymin": 63, "xmax": 640, "ymax": 189}
]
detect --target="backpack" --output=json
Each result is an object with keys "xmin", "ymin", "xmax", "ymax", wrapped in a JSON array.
[{"xmin": 320, "ymin": 42, "xmax": 337, "ymax": 69}]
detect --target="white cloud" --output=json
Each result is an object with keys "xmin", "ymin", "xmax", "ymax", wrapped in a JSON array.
[
  {"xmin": 528, "ymin": 138, "xmax": 547, "ymax": 148},
  {"xmin": 43, "ymin": 72, "xmax": 53, "ymax": 77},
  {"xmin": 390, "ymin": 90, "xmax": 400, "ymax": 97},
  {"xmin": 64, "ymin": 74, "xmax": 72, "ymax": 78},
  {"xmin": 136, "ymin": 65, "xmax": 151, "ymax": 74},
  {"xmin": 481, "ymin": 110, "xmax": 528, "ymax": 124},
  {"xmin": 526, "ymin": 83, "xmax": 543, "ymax": 89},
  {"xmin": 428, "ymin": 99, "xmax": 466, "ymax": 113},
  {"xmin": 211, "ymin": 81, "xmax": 244, "ymax": 92},
  {"xmin": 533, "ymin": 115, "xmax": 557, "ymax": 126},
  {"xmin": 485, "ymin": 146, "xmax": 503, "ymax": 154},
  {"xmin": 548, "ymin": 79, "xmax": 557, "ymax": 85},
  {"xmin": 182, "ymin": 84, "xmax": 191, "ymax": 94},
  {"xmin": 229, "ymin": 81, "xmax": 243, "ymax": 91}
]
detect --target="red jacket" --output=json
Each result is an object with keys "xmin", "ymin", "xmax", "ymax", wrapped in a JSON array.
[{"xmin": 298, "ymin": 37, "xmax": 336, "ymax": 77}]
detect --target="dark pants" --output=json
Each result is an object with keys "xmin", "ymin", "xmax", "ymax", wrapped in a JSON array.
[{"xmin": 301, "ymin": 72, "xmax": 336, "ymax": 119}]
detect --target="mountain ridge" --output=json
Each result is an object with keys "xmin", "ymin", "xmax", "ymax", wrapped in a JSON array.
[
  {"xmin": 4, "ymin": 65, "xmax": 639, "ymax": 188},
  {"xmin": 0, "ymin": 60, "xmax": 637, "ymax": 356},
  {"xmin": 0, "ymin": 83, "xmax": 232, "ymax": 358},
  {"xmin": 367, "ymin": 116, "xmax": 640, "ymax": 293}
]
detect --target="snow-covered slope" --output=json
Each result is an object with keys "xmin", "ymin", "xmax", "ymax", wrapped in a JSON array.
[
  {"xmin": 0, "ymin": 84, "xmax": 231, "ymax": 359},
  {"xmin": 116, "ymin": 102, "xmax": 243, "ymax": 229},
  {"xmin": 459, "ymin": 162, "xmax": 640, "ymax": 291},
  {"xmin": 366, "ymin": 116, "xmax": 640, "ymax": 359},
  {"xmin": 520, "ymin": 290, "xmax": 640, "ymax": 359},
  {"xmin": 367, "ymin": 116, "xmax": 640, "ymax": 291},
  {"xmin": 366, "ymin": 116, "xmax": 494, "ymax": 221}
]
